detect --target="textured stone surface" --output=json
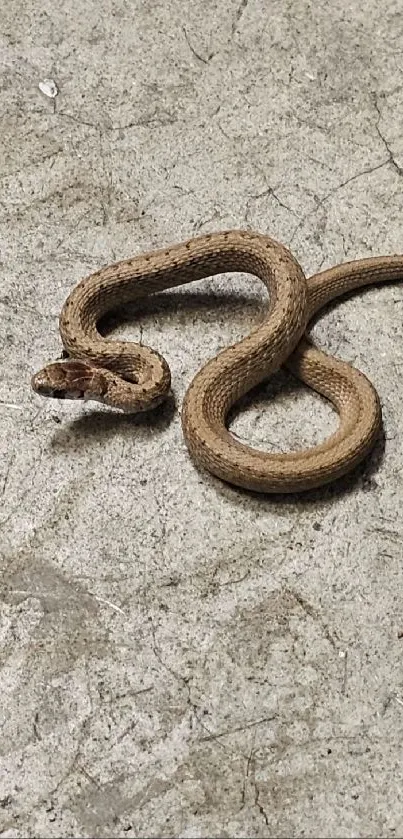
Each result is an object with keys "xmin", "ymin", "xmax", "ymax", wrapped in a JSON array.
[{"xmin": 1, "ymin": 0, "xmax": 403, "ymax": 836}]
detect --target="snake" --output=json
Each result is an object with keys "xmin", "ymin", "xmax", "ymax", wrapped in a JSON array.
[{"xmin": 31, "ymin": 230, "xmax": 403, "ymax": 493}]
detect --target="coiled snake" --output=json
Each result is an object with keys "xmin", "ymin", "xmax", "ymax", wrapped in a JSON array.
[{"xmin": 31, "ymin": 230, "xmax": 403, "ymax": 493}]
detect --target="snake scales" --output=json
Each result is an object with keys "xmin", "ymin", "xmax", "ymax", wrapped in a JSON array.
[{"xmin": 31, "ymin": 230, "xmax": 403, "ymax": 493}]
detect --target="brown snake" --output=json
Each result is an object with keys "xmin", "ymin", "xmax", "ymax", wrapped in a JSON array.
[{"xmin": 31, "ymin": 230, "xmax": 403, "ymax": 493}]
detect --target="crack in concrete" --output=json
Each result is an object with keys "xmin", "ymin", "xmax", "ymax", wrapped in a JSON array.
[
  {"xmin": 97, "ymin": 130, "xmax": 113, "ymax": 226},
  {"xmin": 149, "ymin": 623, "xmax": 264, "ymax": 752},
  {"xmin": 110, "ymin": 110, "xmax": 178, "ymax": 130},
  {"xmin": 247, "ymin": 753, "xmax": 270, "ymax": 832},
  {"xmin": 245, "ymin": 186, "xmax": 295, "ymax": 221},
  {"xmin": 217, "ymin": 569, "xmax": 250, "ymax": 587},
  {"xmin": 373, "ymin": 95, "xmax": 403, "ymax": 178},
  {"xmin": 1, "ymin": 149, "xmax": 63, "ymax": 183},
  {"xmin": 183, "ymin": 27, "xmax": 215, "ymax": 64},
  {"xmin": 287, "ymin": 587, "xmax": 340, "ymax": 649},
  {"xmin": 150, "ymin": 624, "xmax": 212, "ymax": 745},
  {"xmin": 58, "ymin": 109, "xmax": 177, "ymax": 133},
  {"xmin": 200, "ymin": 715, "xmax": 276, "ymax": 742},
  {"xmin": 0, "ymin": 451, "xmax": 16, "ymax": 499},
  {"xmin": 254, "ymin": 781, "xmax": 270, "ymax": 829},
  {"xmin": 240, "ymin": 742, "xmax": 255, "ymax": 808},
  {"xmin": 150, "ymin": 625, "xmax": 190, "ymax": 690},
  {"xmin": 58, "ymin": 110, "xmax": 99, "ymax": 129},
  {"xmin": 231, "ymin": 0, "xmax": 250, "ymax": 35},
  {"xmin": 216, "ymin": 122, "xmax": 296, "ymax": 219},
  {"xmin": 291, "ymin": 93, "xmax": 403, "ymax": 244},
  {"xmin": 290, "ymin": 159, "xmax": 390, "ymax": 243}
]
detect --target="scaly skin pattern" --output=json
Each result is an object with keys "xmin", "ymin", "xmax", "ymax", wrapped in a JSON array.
[{"xmin": 32, "ymin": 230, "xmax": 403, "ymax": 493}]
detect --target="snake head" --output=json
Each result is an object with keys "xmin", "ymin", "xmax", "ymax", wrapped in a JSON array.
[
  {"xmin": 31, "ymin": 359, "xmax": 107, "ymax": 401},
  {"xmin": 32, "ymin": 351, "xmax": 172, "ymax": 413}
]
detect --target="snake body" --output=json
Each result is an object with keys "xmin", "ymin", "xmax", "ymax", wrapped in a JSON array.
[{"xmin": 31, "ymin": 230, "xmax": 403, "ymax": 493}]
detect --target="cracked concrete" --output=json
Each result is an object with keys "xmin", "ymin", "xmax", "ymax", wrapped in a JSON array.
[{"xmin": 1, "ymin": 0, "xmax": 403, "ymax": 836}]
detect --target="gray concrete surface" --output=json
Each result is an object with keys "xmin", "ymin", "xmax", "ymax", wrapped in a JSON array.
[{"xmin": 1, "ymin": 0, "xmax": 403, "ymax": 836}]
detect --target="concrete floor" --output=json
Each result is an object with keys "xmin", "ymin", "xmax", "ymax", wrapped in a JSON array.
[{"xmin": 1, "ymin": 0, "xmax": 403, "ymax": 836}]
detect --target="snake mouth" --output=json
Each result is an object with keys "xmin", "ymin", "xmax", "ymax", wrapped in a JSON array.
[
  {"xmin": 54, "ymin": 388, "xmax": 85, "ymax": 400},
  {"xmin": 38, "ymin": 387, "xmax": 85, "ymax": 400},
  {"xmin": 31, "ymin": 369, "xmax": 86, "ymax": 400}
]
